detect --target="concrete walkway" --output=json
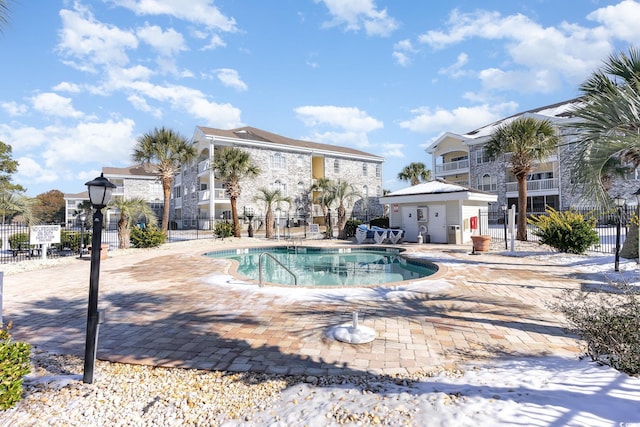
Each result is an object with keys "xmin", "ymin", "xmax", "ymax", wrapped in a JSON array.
[{"xmin": 2, "ymin": 239, "xmax": 587, "ymax": 377}]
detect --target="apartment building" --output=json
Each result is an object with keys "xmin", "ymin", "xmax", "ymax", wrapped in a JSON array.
[
  {"xmin": 426, "ymin": 98, "xmax": 595, "ymax": 213},
  {"xmin": 64, "ymin": 164, "xmax": 163, "ymax": 228},
  {"xmin": 172, "ymin": 126, "xmax": 385, "ymax": 229}
]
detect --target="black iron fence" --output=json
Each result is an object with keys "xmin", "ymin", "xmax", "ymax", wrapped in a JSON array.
[{"xmin": 480, "ymin": 206, "xmax": 633, "ymax": 254}]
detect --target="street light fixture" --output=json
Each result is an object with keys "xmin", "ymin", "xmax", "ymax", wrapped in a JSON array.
[
  {"xmin": 614, "ymin": 195, "xmax": 626, "ymax": 273},
  {"xmin": 79, "ymin": 212, "xmax": 87, "ymax": 258},
  {"xmin": 83, "ymin": 173, "xmax": 116, "ymax": 384}
]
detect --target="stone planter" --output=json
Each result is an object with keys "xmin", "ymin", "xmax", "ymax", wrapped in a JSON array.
[{"xmin": 471, "ymin": 235, "xmax": 491, "ymax": 252}]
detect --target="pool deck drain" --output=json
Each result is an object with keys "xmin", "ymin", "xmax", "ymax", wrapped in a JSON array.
[{"xmin": 3, "ymin": 238, "xmax": 586, "ymax": 376}]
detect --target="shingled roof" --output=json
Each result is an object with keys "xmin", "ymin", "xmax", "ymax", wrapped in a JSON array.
[
  {"xmin": 197, "ymin": 126, "xmax": 384, "ymax": 161},
  {"xmin": 101, "ymin": 164, "xmax": 157, "ymax": 177}
]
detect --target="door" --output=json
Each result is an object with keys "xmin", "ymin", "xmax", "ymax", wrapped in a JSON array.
[
  {"xmin": 428, "ymin": 204, "xmax": 447, "ymax": 243},
  {"xmin": 401, "ymin": 206, "xmax": 419, "ymax": 242}
]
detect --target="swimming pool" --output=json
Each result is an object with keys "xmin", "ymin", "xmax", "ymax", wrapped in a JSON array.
[{"xmin": 205, "ymin": 246, "xmax": 438, "ymax": 286}]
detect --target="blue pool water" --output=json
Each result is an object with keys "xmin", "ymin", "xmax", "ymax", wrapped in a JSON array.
[{"xmin": 205, "ymin": 247, "xmax": 438, "ymax": 286}]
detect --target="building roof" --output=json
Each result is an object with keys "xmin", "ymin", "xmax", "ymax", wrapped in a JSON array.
[
  {"xmin": 102, "ymin": 164, "xmax": 158, "ymax": 177},
  {"xmin": 380, "ymin": 179, "xmax": 498, "ymax": 204},
  {"xmin": 197, "ymin": 126, "xmax": 384, "ymax": 161},
  {"xmin": 384, "ymin": 178, "xmax": 493, "ymax": 197}
]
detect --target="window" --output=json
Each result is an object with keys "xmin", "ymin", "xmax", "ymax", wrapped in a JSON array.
[
  {"xmin": 476, "ymin": 148, "xmax": 491, "ymax": 164},
  {"xmin": 297, "ymin": 155, "xmax": 305, "ymax": 167},
  {"xmin": 334, "ymin": 160, "xmax": 340, "ymax": 174},
  {"xmin": 270, "ymin": 153, "xmax": 286, "ymax": 170},
  {"xmin": 362, "ymin": 185, "xmax": 369, "ymax": 197},
  {"xmin": 477, "ymin": 174, "xmax": 497, "ymax": 192},
  {"xmin": 376, "ymin": 186, "xmax": 381, "ymax": 197},
  {"xmin": 362, "ymin": 163, "xmax": 368, "ymax": 176},
  {"xmin": 297, "ymin": 181, "xmax": 305, "ymax": 194},
  {"xmin": 270, "ymin": 180, "xmax": 287, "ymax": 196},
  {"xmin": 375, "ymin": 164, "xmax": 381, "ymax": 178},
  {"xmin": 174, "ymin": 186, "xmax": 182, "ymax": 198}
]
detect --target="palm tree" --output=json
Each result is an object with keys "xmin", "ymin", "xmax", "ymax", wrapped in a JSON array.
[
  {"xmin": 108, "ymin": 196, "xmax": 158, "ymax": 249},
  {"xmin": 253, "ymin": 188, "xmax": 291, "ymax": 239},
  {"xmin": 132, "ymin": 127, "xmax": 197, "ymax": 233},
  {"xmin": 568, "ymin": 47, "xmax": 640, "ymax": 206},
  {"xmin": 333, "ymin": 180, "xmax": 360, "ymax": 239},
  {"xmin": 0, "ymin": 190, "xmax": 34, "ymax": 225},
  {"xmin": 0, "ymin": 0, "xmax": 10, "ymax": 33},
  {"xmin": 213, "ymin": 147, "xmax": 260, "ymax": 237},
  {"xmin": 310, "ymin": 178, "xmax": 337, "ymax": 238},
  {"xmin": 485, "ymin": 117, "xmax": 559, "ymax": 240},
  {"xmin": 397, "ymin": 162, "xmax": 431, "ymax": 186}
]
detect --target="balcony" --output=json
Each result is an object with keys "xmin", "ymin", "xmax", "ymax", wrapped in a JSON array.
[
  {"xmin": 174, "ymin": 197, "xmax": 182, "ymax": 209},
  {"xmin": 198, "ymin": 159, "xmax": 210, "ymax": 175},
  {"xmin": 435, "ymin": 158, "xmax": 469, "ymax": 175},
  {"xmin": 174, "ymin": 173, "xmax": 182, "ymax": 186},
  {"xmin": 506, "ymin": 178, "xmax": 558, "ymax": 193},
  {"xmin": 112, "ymin": 186, "xmax": 125, "ymax": 196},
  {"xmin": 198, "ymin": 188, "xmax": 228, "ymax": 203}
]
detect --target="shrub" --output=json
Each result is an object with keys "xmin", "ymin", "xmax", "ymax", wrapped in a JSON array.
[
  {"xmin": 213, "ymin": 220, "xmax": 234, "ymax": 238},
  {"xmin": 551, "ymin": 284, "xmax": 640, "ymax": 375},
  {"xmin": 8, "ymin": 233, "xmax": 29, "ymax": 250},
  {"xmin": 0, "ymin": 323, "xmax": 31, "ymax": 410},
  {"xmin": 344, "ymin": 219, "xmax": 362, "ymax": 238},
  {"xmin": 60, "ymin": 230, "xmax": 91, "ymax": 251},
  {"xmin": 130, "ymin": 225, "xmax": 166, "ymax": 248},
  {"xmin": 528, "ymin": 207, "xmax": 600, "ymax": 254}
]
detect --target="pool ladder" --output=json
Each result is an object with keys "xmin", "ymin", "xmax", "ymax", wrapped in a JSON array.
[
  {"xmin": 258, "ymin": 252, "xmax": 298, "ymax": 287},
  {"xmin": 287, "ymin": 238, "xmax": 302, "ymax": 253}
]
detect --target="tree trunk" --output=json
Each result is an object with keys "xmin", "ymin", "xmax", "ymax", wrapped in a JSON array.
[
  {"xmin": 230, "ymin": 197, "xmax": 240, "ymax": 237},
  {"xmin": 161, "ymin": 176, "xmax": 172, "ymax": 233},
  {"xmin": 516, "ymin": 176, "xmax": 528, "ymax": 241},
  {"xmin": 337, "ymin": 204, "xmax": 347, "ymax": 239},
  {"xmin": 117, "ymin": 216, "xmax": 130, "ymax": 249},
  {"xmin": 264, "ymin": 209, "xmax": 273, "ymax": 238}
]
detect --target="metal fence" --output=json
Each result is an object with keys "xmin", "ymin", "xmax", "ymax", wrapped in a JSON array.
[{"xmin": 480, "ymin": 206, "xmax": 632, "ymax": 254}]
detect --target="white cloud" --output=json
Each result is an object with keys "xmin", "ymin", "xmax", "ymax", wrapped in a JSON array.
[
  {"xmin": 136, "ymin": 24, "xmax": 187, "ymax": 56},
  {"xmin": 316, "ymin": 0, "xmax": 399, "ymax": 36},
  {"xmin": 16, "ymin": 157, "xmax": 59, "ymax": 184},
  {"xmin": 110, "ymin": 0, "xmax": 238, "ymax": 32},
  {"xmin": 392, "ymin": 39, "xmax": 417, "ymax": 67},
  {"xmin": 1, "ymin": 101, "xmax": 28, "ymax": 117},
  {"xmin": 202, "ymin": 34, "xmax": 226, "ymax": 50},
  {"xmin": 30, "ymin": 93, "xmax": 84, "ymax": 119},
  {"xmin": 587, "ymin": 0, "xmax": 640, "ymax": 42},
  {"xmin": 215, "ymin": 68, "xmax": 248, "ymax": 91},
  {"xmin": 378, "ymin": 143, "xmax": 405, "ymax": 158},
  {"xmin": 53, "ymin": 82, "xmax": 82, "ymax": 93},
  {"xmin": 438, "ymin": 52, "xmax": 470, "ymax": 78},
  {"xmin": 295, "ymin": 105, "xmax": 383, "ymax": 133},
  {"xmin": 57, "ymin": 6, "xmax": 138, "ymax": 69},
  {"xmin": 399, "ymin": 103, "xmax": 518, "ymax": 134}
]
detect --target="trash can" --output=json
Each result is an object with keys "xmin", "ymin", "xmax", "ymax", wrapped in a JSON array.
[{"xmin": 447, "ymin": 225, "xmax": 462, "ymax": 244}]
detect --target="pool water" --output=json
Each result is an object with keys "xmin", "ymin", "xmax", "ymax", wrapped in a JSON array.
[{"xmin": 206, "ymin": 247, "xmax": 438, "ymax": 286}]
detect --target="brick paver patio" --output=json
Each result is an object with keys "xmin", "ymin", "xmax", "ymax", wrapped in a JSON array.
[{"xmin": 2, "ymin": 239, "xmax": 587, "ymax": 376}]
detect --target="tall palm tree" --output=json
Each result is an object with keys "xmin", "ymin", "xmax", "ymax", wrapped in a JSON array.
[
  {"xmin": 310, "ymin": 178, "xmax": 336, "ymax": 238},
  {"xmin": 568, "ymin": 47, "xmax": 640, "ymax": 206},
  {"xmin": 108, "ymin": 196, "xmax": 158, "ymax": 249},
  {"xmin": 486, "ymin": 117, "xmax": 559, "ymax": 240},
  {"xmin": 253, "ymin": 188, "xmax": 291, "ymax": 239},
  {"xmin": 0, "ymin": 190, "xmax": 34, "ymax": 225},
  {"xmin": 333, "ymin": 180, "xmax": 360, "ymax": 239},
  {"xmin": 0, "ymin": 0, "xmax": 10, "ymax": 33},
  {"xmin": 397, "ymin": 162, "xmax": 431, "ymax": 186},
  {"xmin": 132, "ymin": 127, "xmax": 197, "ymax": 233},
  {"xmin": 213, "ymin": 147, "xmax": 260, "ymax": 237}
]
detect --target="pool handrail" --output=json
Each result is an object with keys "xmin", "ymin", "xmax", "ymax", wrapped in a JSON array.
[{"xmin": 258, "ymin": 252, "xmax": 298, "ymax": 286}]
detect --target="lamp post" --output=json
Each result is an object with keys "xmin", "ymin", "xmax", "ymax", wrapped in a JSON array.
[
  {"xmin": 614, "ymin": 195, "xmax": 626, "ymax": 272},
  {"xmin": 501, "ymin": 204, "xmax": 507, "ymax": 250},
  {"xmin": 83, "ymin": 173, "xmax": 116, "ymax": 384},
  {"xmin": 276, "ymin": 208, "xmax": 281, "ymax": 241},
  {"xmin": 635, "ymin": 188, "xmax": 640, "ymax": 264},
  {"xmin": 79, "ymin": 212, "xmax": 87, "ymax": 258}
]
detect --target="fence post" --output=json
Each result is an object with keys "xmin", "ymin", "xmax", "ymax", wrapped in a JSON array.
[{"xmin": 0, "ymin": 272, "xmax": 3, "ymax": 326}]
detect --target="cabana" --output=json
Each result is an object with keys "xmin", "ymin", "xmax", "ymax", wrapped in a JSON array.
[{"xmin": 379, "ymin": 179, "xmax": 497, "ymax": 244}]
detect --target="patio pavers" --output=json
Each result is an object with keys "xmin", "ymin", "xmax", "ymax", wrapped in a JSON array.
[{"xmin": 2, "ymin": 239, "xmax": 587, "ymax": 377}]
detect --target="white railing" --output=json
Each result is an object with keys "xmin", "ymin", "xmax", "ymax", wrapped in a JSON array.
[
  {"xmin": 174, "ymin": 174, "xmax": 182, "ymax": 186},
  {"xmin": 198, "ymin": 189, "xmax": 210, "ymax": 203},
  {"xmin": 214, "ymin": 188, "xmax": 226, "ymax": 200},
  {"xmin": 112, "ymin": 186, "xmax": 125, "ymax": 195},
  {"xmin": 435, "ymin": 158, "xmax": 469, "ymax": 174},
  {"xmin": 506, "ymin": 178, "xmax": 558, "ymax": 193},
  {"xmin": 198, "ymin": 159, "xmax": 210, "ymax": 174}
]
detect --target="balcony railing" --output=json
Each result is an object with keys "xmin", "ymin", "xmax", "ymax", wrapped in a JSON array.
[
  {"xmin": 112, "ymin": 186, "xmax": 125, "ymax": 195},
  {"xmin": 435, "ymin": 158, "xmax": 469, "ymax": 174},
  {"xmin": 506, "ymin": 178, "xmax": 558, "ymax": 193},
  {"xmin": 198, "ymin": 159, "xmax": 210, "ymax": 175},
  {"xmin": 174, "ymin": 174, "xmax": 182, "ymax": 186},
  {"xmin": 198, "ymin": 188, "xmax": 228, "ymax": 203}
]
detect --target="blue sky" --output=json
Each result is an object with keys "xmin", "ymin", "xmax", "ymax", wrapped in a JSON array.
[{"xmin": 1, "ymin": 0, "xmax": 639, "ymax": 197}]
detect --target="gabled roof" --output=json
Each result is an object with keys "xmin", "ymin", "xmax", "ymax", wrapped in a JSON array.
[{"xmin": 197, "ymin": 126, "xmax": 384, "ymax": 161}]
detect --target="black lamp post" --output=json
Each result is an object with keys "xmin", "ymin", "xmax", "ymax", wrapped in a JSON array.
[
  {"xmin": 614, "ymin": 195, "xmax": 626, "ymax": 273},
  {"xmin": 79, "ymin": 212, "xmax": 87, "ymax": 258},
  {"xmin": 83, "ymin": 173, "xmax": 116, "ymax": 384}
]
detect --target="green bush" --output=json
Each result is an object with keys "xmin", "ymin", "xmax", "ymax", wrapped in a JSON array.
[
  {"xmin": 344, "ymin": 219, "xmax": 362, "ymax": 238},
  {"xmin": 60, "ymin": 230, "xmax": 91, "ymax": 250},
  {"xmin": 213, "ymin": 221, "xmax": 234, "ymax": 238},
  {"xmin": 528, "ymin": 207, "xmax": 600, "ymax": 254},
  {"xmin": 8, "ymin": 233, "xmax": 29, "ymax": 250},
  {"xmin": 0, "ymin": 323, "xmax": 31, "ymax": 410},
  {"xmin": 552, "ymin": 284, "xmax": 640, "ymax": 375},
  {"xmin": 130, "ymin": 225, "xmax": 166, "ymax": 248}
]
